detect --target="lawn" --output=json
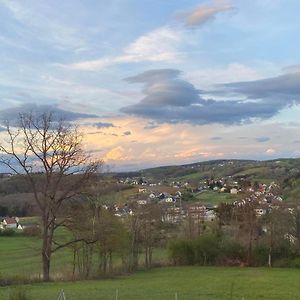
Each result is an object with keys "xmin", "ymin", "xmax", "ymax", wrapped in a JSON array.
[
  {"xmin": 0, "ymin": 234, "xmax": 72, "ymax": 277},
  {"xmin": 1, "ymin": 266, "xmax": 300, "ymax": 299},
  {"xmin": 194, "ymin": 190, "xmax": 241, "ymax": 205},
  {"xmin": 0, "ymin": 232, "xmax": 167, "ymax": 278}
]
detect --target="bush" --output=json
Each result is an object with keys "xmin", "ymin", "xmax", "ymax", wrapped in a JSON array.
[
  {"xmin": 193, "ymin": 234, "xmax": 221, "ymax": 265},
  {"xmin": 273, "ymin": 258, "xmax": 290, "ymax": 268},
  {"xmin": 273, "ymin": 242, "xmax": 294, "ymax": 261},
  {"xmin": 289, "ymin": 257, "xmax": 300, "ymax": 268},
  {"xmin": 0, "ymin": 273, "xmax": 41, "ymax": 287},
  {"xmin": 168, "ymin": 239, "xmax": 195, "ymax": 265},
  {"xmin": 168, "ymin": 234, "xmax": 222, "ymax": 266},
  {"xmin": 220, "ymin": 239, "xmax": 246, "ymax": 265},
  {"xmin": 22, "ymin": 226, "xmax": 40, "ymax": 237},
  {"xmin": 252, "ymin": 244, "xmax": 269, "ymax": 266},
  {"xmin": 0, "ymin": 228, "xmax": 16, "ymax": 237}
]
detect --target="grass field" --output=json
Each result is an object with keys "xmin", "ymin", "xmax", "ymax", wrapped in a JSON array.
[
  {"xmin": 0, "ymin": 234, "xmax": 73, "ymax": 277},
  {"xmin": 0, "ymin": 231, "xmax": 167, "ymax": 278},
  {"xmin": 194, "ymin": 190, "xmax": 241, "ymax": 205},
  {"xmin": 1, "ymin": 266, "xmax": 300, "ymax": 299}
]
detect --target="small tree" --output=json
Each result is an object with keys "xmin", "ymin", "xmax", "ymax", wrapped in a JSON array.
[{"xmin": 0, "ymin": 112, "xmax": 101, "ymax": 281}]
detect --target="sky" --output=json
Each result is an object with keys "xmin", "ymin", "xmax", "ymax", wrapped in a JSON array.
[{"xmin": 0, "ymin": 0, "xmax": 300, "ymax": 171}]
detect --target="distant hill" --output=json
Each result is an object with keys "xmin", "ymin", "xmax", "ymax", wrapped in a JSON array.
[
  {"xmin": 114, "ymin": 158, "xmax": 300, "ymax": 202},
  {"xmin": 116, "ymin": 158, "xmax": 300, "ymax": 182},
  {"xmin": 2, "ymin": 159, "xmax": 300, "ymax": 210}
]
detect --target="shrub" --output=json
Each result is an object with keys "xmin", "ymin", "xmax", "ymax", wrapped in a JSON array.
[
  {"xmin": 252, "ymin": 244, "xmax": 269, "ymax": 266},
  {"xmin": 0, "ymin": 228, "xmax": 16, "ymax": 237},
  {"xmin": 22, "ymin": 226, "xmax": 40, "ymax": 237},
  {"xmin": 220, "ymin": 239, "xmax": 246, "ymax": 265},
  {"xmin": 194, "ymin": 234, "xmax": 221, "ymax": 265},
  {"xmin": 289, "ymin": 257, "xmax": 300, "ymax": 268},
  {"xmin": 273, "ymin": 242, "xmax": 294, "ymax": 261},
  {"xmin": 168, "ymin": 239, "xmax": 195, "ymax": 265},
  {"xmin": 273, "ymin": 258, "xmax": 290, "ymax": 268}
]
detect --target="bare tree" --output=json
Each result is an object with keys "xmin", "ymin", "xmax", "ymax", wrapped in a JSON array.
[{"xmin": 0, "ymin": 112, "xmax": 101, "ymax": 281}]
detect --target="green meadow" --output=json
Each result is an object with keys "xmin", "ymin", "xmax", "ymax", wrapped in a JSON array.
[
  {"xmin": 1, "ymin": 267, "xmax": 300, "ymax": 299},
  {"xmin": 0, "ymin": 231, "xmax": 167, "ymax": 278},
  {"xmin": 194, "ymin": 190, "xmax": 241, "ymax": 205},
  {"xmin": 0, "ymin": 235, "xmax": 72, "ymax": 277}
]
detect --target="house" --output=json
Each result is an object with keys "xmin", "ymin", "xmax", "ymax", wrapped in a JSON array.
[
  {"xmin": 230, "ymin": 188, "xmax": 238, "ymax": 194},
  {"xmin": 164, "ymin": 197, "xmax": 176, "ymax": 203},
  {"xmin": 149, "ymin": 193, "xmax": 156, "ymax": 199},
  {"xmin": 255, "ymin": 208, "xmax": 267, "ymax": 217},
  {"xmin": 1, "ymin": 217, "xmax": 23, "ymax": 230},
  {"xmin": 204, "ymin": 210, "xmax": 217, "ymax": 222},
  {"xmin": 137, "ymin": 199, "xmax": 148, "ymax": 205}
]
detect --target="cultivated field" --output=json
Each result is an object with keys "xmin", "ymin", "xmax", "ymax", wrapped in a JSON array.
[{"xmin": 1, "ymin": 267, "xmax": 300, "ymax": 299}]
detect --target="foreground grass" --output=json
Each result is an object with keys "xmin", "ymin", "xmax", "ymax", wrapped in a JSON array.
[{"xmin": 1, "ymin": 267, "xmax": 300, "ymax": 299}]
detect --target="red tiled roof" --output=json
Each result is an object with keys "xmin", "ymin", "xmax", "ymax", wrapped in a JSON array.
[{"xmin": 4, "ymin": 218, "xmax": 17, "ymax": 224}]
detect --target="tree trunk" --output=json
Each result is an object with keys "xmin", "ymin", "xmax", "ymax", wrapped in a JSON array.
[
  {"xmin": 149, "ymin": 247, "xmax": 153, "ymax": 267},
  {"xmin": 268, "ymin": 248, "xmax": 272, "ymax": 268},
  {"xmin": 247, "ymin": 226, "xmax": 253, "ymax": 266},
  {"xmin": 42, "ymin": 213, "xmax": 54, "ymax": 281},
  {"xmin": 145, "ymin": 246, "xmax": 149, "ymax": 268},
  {"xmin": 42, "ymin": 239, "xmax": 51, "ymax": 281}
]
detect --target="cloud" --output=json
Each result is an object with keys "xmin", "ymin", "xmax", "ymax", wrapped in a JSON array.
[
  {"xmin": 266, "ymin": 148, "xmax": 276, "ymax": 154},
  {"xmin": 0, "ymin": 103, "xmax": 97, "ymax": 125},
  {"xmin": 88, "ymin": 131, "xmax": 118, "ymax": 137},
  {"xmin": 255, "ymin": 137, "xmax": 270, "ymax": 143},
  {"xmin": 180, "ymin": 0, "xmax": 233, "ymax": 27},
  {"xmin": 121, "ymin": 68, "xmax": 296, "ymax": 125},
  {"xmin": 93, "ymin": 122, "xmax": 116, "ymax": 129},
  {"xmin": 221, "ymin": 71, "xmax": 300, "ymax": 100},
  {"xmin": 144, "ymin": 121, "xmax": 159, "ymax": 130},
  {"xmin": 281, "ymin": 64, "xmax": 300, "ymax": 74},
  {"xmin": 66, "ymin": 27, "xmax": 181, "ymax": 71},
  {"xmin": 186, "ymin": 63, "xmax": 265, "ymax": 90},
  {"xmin": 1, "ymin": 0, "xmax": 87, "ymax": 50},
  {"xmin": 104, "ymin": 146, "xmax": 128, "ymax": 161}
]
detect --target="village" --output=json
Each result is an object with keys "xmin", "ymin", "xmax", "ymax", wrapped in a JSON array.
[
  {"xmin": 0, "ymin": 171, "xmax": 293, "ymax": 232},
  {"xmin": 109, "ymin": 174, "xmax": 290, "ymax": 224}
]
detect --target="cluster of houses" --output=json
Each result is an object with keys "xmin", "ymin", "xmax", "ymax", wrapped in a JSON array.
[
  {"xmin": 231, "ymin": 181, "xmax": 288, "ymax": 217},
  {"xmin": 116, "ymin": 172, "xmax": 293, "ymax": 226},
  {"xmin": 163, "ymin": 205, "xmax": 217, "ymax": 224},
  {"xmin": 106, "ymin": 201, "xmax": 217, "ymax": 225}
]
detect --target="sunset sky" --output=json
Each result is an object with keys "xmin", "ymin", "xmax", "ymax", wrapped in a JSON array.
[{"xmin": 1, "ymin": 0, "xmax": 300, "ymax": 171}]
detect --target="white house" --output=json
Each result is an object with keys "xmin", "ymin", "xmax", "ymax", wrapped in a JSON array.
[
  {"xmin": 0, "ymin": 217, "xmax": 23, "ymax": 230},
  {"xmin": 230, "ymin": 188, "xmax": 238, "ymax": 194}
]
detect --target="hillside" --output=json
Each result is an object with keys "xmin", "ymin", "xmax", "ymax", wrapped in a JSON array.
[{"xmin": 137, "ymin": 159, "xmax": 300, "ymax": 182}]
